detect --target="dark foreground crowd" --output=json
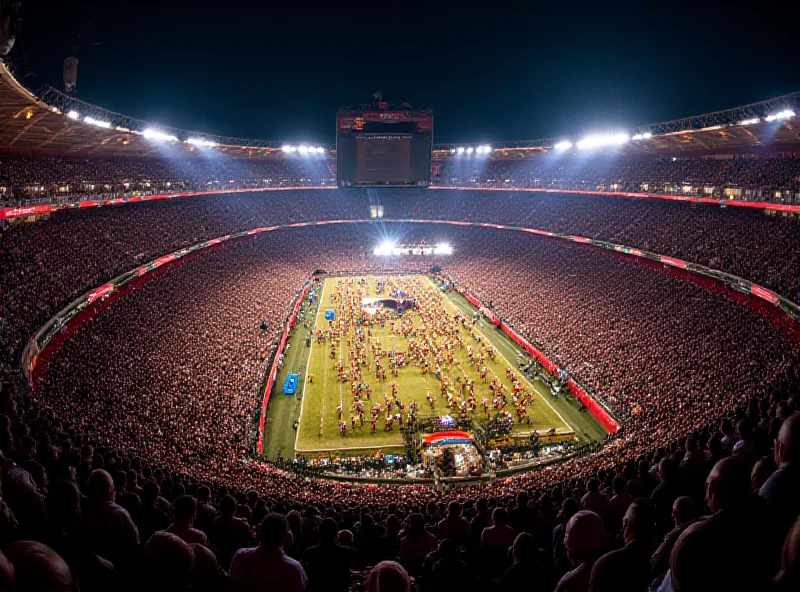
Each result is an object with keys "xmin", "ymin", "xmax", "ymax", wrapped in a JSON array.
[{"xmin": 0, "ymin": 221, "xmax": 794, "ymax": 590}]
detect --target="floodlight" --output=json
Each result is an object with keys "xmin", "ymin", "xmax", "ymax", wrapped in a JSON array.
[
  {"xmin": 84, "ymin": 116, "xmax": 111, "ymax": 129},
  {"xmin": 554, "ymin": 140, "xmax": 572, "ymax": 150},
  {"xmin": 67, "ymin": 110, "xmax": 80, "ymax": 120},
  {"xmin": 457, "ymin": 147, "xmax": 465, "ymax": 154},
  {"xmin": 576, "ymin": 133, "xmax": 629, "ymax": 150},
  {"xmin": 482, "ymin": 145, "xmax": 492, "ymax": 154},
  {"xmin": 738, "ymin": 118, "xmax": 760, "ymax": 126},
  {"xmin": 642, "ymin": 132, "xmax": 652, "ymax": 139},
  {"xmin": 143, "ymin": 129, "xmax": 178, "ymax": 142},
  {"xmin": 187, "ymin": 138, "xmax": 218, "ymax": 147},
  {"xmin": 316, "ymin": 146, "xmax": 325, "ymax": 153},
  {"xmin": 434, "ymin": 243, "xmax": 453, "ymax": 255},
  {"xmin": 374, "ymin": 240, "xmax": 397, "ymax": 256},
  {"xmin": 298, "ymin": 145, "xmax": 309, "ymax": 154},
  {"xmin": 765, "ymin": 109, "xmax": 795, "ymax": 122},
  {"xmin": 466, "ymin": 147, "xmax": 474, "ymax": 154}
]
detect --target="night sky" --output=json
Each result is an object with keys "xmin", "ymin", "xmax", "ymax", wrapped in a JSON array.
[{"xmin": 13, "ymin": 0, "xmax": 800, "ymax": 144}]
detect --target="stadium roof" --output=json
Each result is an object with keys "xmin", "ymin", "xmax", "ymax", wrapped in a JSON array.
[{"xmin": 0, "ymin": 60, "xmax": 798, "ymax": 159}]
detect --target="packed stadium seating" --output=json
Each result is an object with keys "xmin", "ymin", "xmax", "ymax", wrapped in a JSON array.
[
  {"xmin": 435, "ymin": 152, "xmax": 800, "ymax": 195},
  {"xmin": 0, "ymin": 156, "xmax": 335, "ymax": 202},
  {"xmin": 2, "ymin": 189, "xmax": 799, "ymax": 379},
  {"xmin": 3, "ymin": 152, "xmax": 800, "ymax": 204},
  {"xmin": 1, "ymin": 206, "xmax": 799, "ymax": 590}
]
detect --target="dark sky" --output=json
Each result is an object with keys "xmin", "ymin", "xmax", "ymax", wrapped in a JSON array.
[{"xmin": 13, "ymin": 0, "xmax": 800, "ymax": 144}]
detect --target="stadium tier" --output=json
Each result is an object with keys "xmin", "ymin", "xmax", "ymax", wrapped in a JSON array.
[{"xmin": 1, "ymin": 59, "xmax": 800, "ymax": 592}]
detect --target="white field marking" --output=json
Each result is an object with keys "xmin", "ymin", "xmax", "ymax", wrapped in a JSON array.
[
  {"xmin": 337, "ymin": 282, "xmax": 345, "ymax": 412},
  {"xmin": 294, "ymin": 277, "xmax": 326, "ymax": 452},
  {"xmin": 295, "ymin": 442, "xmax": 405, "ymax": 453},
  {"xmin": 430, "ymin": 277, "xmax": 573, "ymax": 431}
]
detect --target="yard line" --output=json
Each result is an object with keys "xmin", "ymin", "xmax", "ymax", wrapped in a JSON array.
[{"xmin": 294, "ymin": 278, "xmax": 325, "ymax": 452}]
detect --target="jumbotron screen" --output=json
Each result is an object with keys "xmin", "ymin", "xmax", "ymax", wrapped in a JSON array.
[{"xmin": 336, "ymin": 108, "xmax": 433, "ymax": 187}]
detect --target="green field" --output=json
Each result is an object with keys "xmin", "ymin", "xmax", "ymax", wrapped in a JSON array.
[
  {"xmin": 261, "ymin": 275, "xmax": 607, "ymax": 461},
  {"xmin": 280, "ymin": 275, "xmax": 580, "ymax": 454}
]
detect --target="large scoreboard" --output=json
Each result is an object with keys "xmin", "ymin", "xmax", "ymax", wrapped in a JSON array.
[{"xmin": 336, "ymin": 107, "xmax": 433, "ymax": 188}]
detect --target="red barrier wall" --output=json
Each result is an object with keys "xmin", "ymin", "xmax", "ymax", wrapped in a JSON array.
[
  {"xmin": 256, "ymin": 283, "xmax": 312, "ymax": 454},
  {"xmin": 457, "ymin": 288, "xmax": 621, "ymax": 434}
]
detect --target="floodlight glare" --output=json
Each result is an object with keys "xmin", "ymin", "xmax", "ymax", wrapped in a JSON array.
[
  {"xmin": 373, "ymin": 240, "xmax": 397, "ymax": 256},
  {"xmin": 482, "ymin": 145, "xmax": 492, "ymax": 154},
  {"xmin": 143, "ymin": 129, "xmax": 178, "ymax": 142},
  {"xmin": 316, "ymin": 146, "xmax": 325, "ymax": 154},
  {"xmin": 765, "ymin": 109, "xmax": 795, "ymax": 122},
  {"xmin": 457, "ymin": 147, "xmax": 465, "ymax": 154},
  {"xmin": 466, "ymin": 147, "xmax": 474, "ymax": 154},
  {"xmin": 434, "ymin": 243, "xmax": 453, "ymax": 255},
  {"xmin": 298, "ymin": 145, "xmax": 309, "ymax": 154},
  {"xmin": 577, "ymin": 133, "xmax": 629, "ymax": 150},
  {"xmin": 67, "ymin": 110, "xmax": 80, "ymax": 120},
  {"xmin": 187, "ymin": 138, "xmax": 218, "ymax": 147},
  {"xmin": 84, "ymin": 116, "xmax": 111, "ymax": 129},
  {"xmin": 642, "ymin": 132, "xmax": 652, "ymax": 139},
  {"xmin": 739, "ymin": 118, "xmax": 760, "ymax": 126},
  {"xmin": 554, "ymin": 140, "xmax": 573, "ymax": 150}
]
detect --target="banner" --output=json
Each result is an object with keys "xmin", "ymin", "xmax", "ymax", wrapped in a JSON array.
[{"xmin": 0, "ymin": 204, "xmax": 52, "ymax": 219}]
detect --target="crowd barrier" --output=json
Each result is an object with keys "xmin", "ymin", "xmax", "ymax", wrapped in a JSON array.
[
  {"xmin": 256, "ymin": 283, "xmax": 312, "ymax": 455},
  {"xmin": 455, "ymin": 286, "xmax": 622, "ymax": 434}
]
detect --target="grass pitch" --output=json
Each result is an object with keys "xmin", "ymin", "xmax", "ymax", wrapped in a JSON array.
[{"xmin": 293, "ymin": 275, "xmax": 571, "ymax": 454}]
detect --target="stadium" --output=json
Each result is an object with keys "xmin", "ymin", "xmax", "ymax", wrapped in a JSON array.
[{"xmin": 0, "ymin": 2, "xmax": 800, "ymax": 591}]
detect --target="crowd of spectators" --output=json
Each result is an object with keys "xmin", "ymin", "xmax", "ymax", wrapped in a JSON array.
[
  {"xmin": 0, "ymin": 221, "xmax": 796, "ymax": 589},
  {"xmin": 2, "ymin": 188, "xmax": 799, "ymax": 382},
  {"xmin": 2, "ymin": 152, "xmax": 798, "ymax": 205},
  {"xmin": 435, "ymin": 152, "xmax": 800, "ymax": 197},
  {"xmin": 0, "ymin": 156, "xmax": 334, "ymax": 202}
]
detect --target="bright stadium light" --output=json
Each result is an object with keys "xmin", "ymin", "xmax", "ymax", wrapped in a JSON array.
[
  {"xmin": 466, "ymin": 147, "xmax": 474, "ymax": 154},
  {"xmin": 434, "ymin": 243, "xmax": 453, "ymax": 255},
  {"xmin": 374, "ymin": 240, "xmax": 397, "ymax": 256},
  {"xmin": 642, "ymin": 132, "xmax": 652, "ymax": 139},
  {"xmin": 83, "ymin": 116, "xmax": 111, "ymax": 129},
  {"xmin": 765, "ymin": 109, "xmax": 795, "ymax": 122},
  {"xmin": 186, "ymin": 138, "xmax": 218, "ymax": 147},
  {"xmin": 67, "ymin": 110, "xmax": 80, "ymax": 120},
  {"xmin": 577, "ymin": 133, "xmax": 629, "ymax": 150},
  {"xmin": 282, "ymin": 145, "xmax": 297, "ymax": 153},
  {"xmin": 482, "ymin": 145, "xmax": 492, "ymax": 154},
  {"xmin": 739, "ymin": 118, "xmax": 760, "ymax": 126},
  {"xmin": 143, "ymin": 129, "xmax": 178, "ymax": 142},
  {"xmin": 298, "ymin": 145, "xmax": 309, "ymax": 154},
  {"xmin": 456, "ymin": 146, "xmax": 465, "ymax": 154},
  {"xmin": 554, "ymin": 140, "xmax": 573, "ymax": 150},
  {"xmin": 316, "ymin": 146, "xmax": 325, "ymax": 154}
]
